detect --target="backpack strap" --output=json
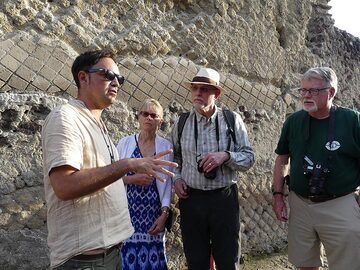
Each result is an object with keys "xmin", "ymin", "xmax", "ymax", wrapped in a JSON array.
[
  {"xmin": 178, "ymin": 112, "xmax": 190, "ymax": 143},
  {"xmin": 175, "ymin": 112, "xmax": 190, "ymax": 166},
  {"xmin": 222, "ymin": 109, "xmax": 237, "ymax": 145}
]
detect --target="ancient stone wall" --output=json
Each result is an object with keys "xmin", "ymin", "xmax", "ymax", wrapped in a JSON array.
[{"xmin": 0, "ymin": 0, "xmax": 359, "ymax": 269}]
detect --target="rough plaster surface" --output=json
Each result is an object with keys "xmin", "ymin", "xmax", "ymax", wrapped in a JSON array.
[{"xmin": 0, "ymin": 0, "xmax": 359, "ymax": 269}]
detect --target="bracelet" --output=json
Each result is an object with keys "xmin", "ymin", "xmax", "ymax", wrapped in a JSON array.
[
  {"xmin": 272, "ymin": 191, "xmax": 284, "ymax": 196},
  {"xmin": 161, "ymin": 207, "xmax": 169, "ymax": 215}
]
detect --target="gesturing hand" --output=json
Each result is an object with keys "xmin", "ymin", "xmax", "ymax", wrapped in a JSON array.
[
  {"xmin": 125, "ymin": 174, "xmax": 154, "ymax": 186},
  {"xmin": 131, "ymin": 149, "xmax": 178, "ymax": 182}
]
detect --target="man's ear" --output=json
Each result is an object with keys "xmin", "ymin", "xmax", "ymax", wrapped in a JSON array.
[
  {"xmin": 214, "ymin": 89, "xmax": 221, "ymax": 99},
  {"xmin": 329, "ymin": 87, "xmax": 336, "ymax": 99},
  {"xmin": 78, "ymin": 71, "xmax": 88, "ymax": 86}
]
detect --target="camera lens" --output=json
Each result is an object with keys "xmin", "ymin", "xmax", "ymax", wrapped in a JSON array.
[{"xmin": 204, "ymin": 169, "xmax": 217, "ymax": 180}]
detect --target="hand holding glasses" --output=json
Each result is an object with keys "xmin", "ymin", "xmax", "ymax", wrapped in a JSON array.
[
  {"xmin": 86, "ymin": 68, "xmax": 125, "ymax": 85},
  {"xmin": 297, "ymin": 87, "xmax": 329, "ymax": 96}
]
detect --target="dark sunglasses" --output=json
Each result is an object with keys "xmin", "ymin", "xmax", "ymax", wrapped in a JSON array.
[
  {"xmin": 86, "ymin": 68, "xmax": 125, "ymax": 85},
  {"xmin": 139, "ymin": 111, "xmax": 160, "ymax": 119}
]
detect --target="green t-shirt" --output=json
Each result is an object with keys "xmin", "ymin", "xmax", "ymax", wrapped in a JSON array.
[{"xmin": 275, "ymin": 106, "xmax": 360, "ymax": 197}]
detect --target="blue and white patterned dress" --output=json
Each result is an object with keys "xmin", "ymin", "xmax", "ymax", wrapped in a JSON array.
[{"xmin": 121, "ymin": 146, "xmax": 168, "ymax": 270}]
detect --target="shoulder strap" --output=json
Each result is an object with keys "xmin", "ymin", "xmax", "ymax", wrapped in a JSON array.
[
  {"xmin": 178, "ymin": 112, "xmax": 190, "ymax": 142},
  {"xmin": 222, "ymin": 109, "xmax": 237, "ymax": 145},
  {"xmin": 175, "ymin": 112, "xmax": 190, "ymax": 166}
]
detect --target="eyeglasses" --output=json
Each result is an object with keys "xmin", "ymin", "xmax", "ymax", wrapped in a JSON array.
[
  {"xmin": 297, "ymin": 87, "xmax": 329, "ymax": 96},
  {"xmin": 86, "ymin": 68, "xmax": 125, "ymax": 85},
  {"xmin": 139, "ymin": 111, "xmax": 160, "ymax": 119}
]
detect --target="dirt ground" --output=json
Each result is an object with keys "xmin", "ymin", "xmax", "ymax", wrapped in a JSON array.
[
  {"xmin": 240, "ymin": 252, "xmax": 329, "ymax": 270},
  {"xmin": 240, "ymin": 252, "xmax": 296, "ymax": 270}
]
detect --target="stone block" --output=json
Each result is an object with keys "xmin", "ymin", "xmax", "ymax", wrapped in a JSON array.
[
  {"xmin": 120, "ymin": 58, "xmax": 136, "ymax": 69},
  {"xmin": 46, "ymin": 57, "xmax": 63, "ymax": 73},
  {"xmin": 18, "ymin": 38, "xmax": 36, "ymax": 53},
  {"xmin": 8, "ymin": 74, "xmax": 28, "ymax": 90},
  {"xmin": 159, "ymin": 95, "xmax": 170, "ymax": 105},
  {"xmin": 0, "ymin": 65, "xmax": 12, "ymax": 81},
  {"xmin": 53, "ymin": 75, "xmax": 71, "ymax": 90},
  {"xmin": 162, "ymin": 87, "xmax": 174, "ymax": 100},
  {"xmin": 24, "ymin": 56, "xmax": 43, "ymax": 72},
  {"xmin": 171, "ymin": 72, "xmax": 183, "ymax": 84},
  {"xmin": 39, "ymin": 65, "xmax": 57, "ymax": 82},
  {"xmin": 47, "ymin": 85, "xmax": 61, "ymax": 94},
  {"xmin": 143, "ymin": 73, "xmax": 156, "ymax": 86},
  {"xmin": 149, "ymin": 88, "xmax": 161, "ymax": 100},
  {"xmin": 0, "ymin": 39, "xmax": 14, "ymax": 52},
  {"xmin": 9, "ymin": 46, "xmax": 28, "ymax": 63},
  {"xmin": 164, "ymin": 56, "xmax": 178, "ymax": 68},
  {"xmin": 153, "ymin": 80, "xmax": 166, "ymax": 93},
  {"xmin": 157, "ymin": 72, "xmax": 169, "ymax": 85},
  {"xmin": 133, "ymin": 89, "xmax": 147, "ymax": 102},
  {"xmin": 118, "ymin": 91, "xmax": 130, "ymax": 103},
  {"xmin": 122, "ymin": 82, "xmax": 136, "ymax": 96},
  {"xmin": 133, "ymin": 65, "xmax": 147, "ymax": 78},
  {"xmin": 0, "ymin": 55, "xmax": 21, "ymax": 72},
  {"xmin": 15, "ymin": 65, "xmax": 36, "ymax": 82},
  {"xmin": 0, "ymin": 84, "xmax": 12, "ymax": 92},
  {"xmin": 66, "ymin": 84, "xmax": 78, "ymax": 97},
  {"xmin": 151, "ymin": 58, "xmax": 164, "ymax": 69},
  {"xmin": 177, "ymin": 85, "xmax": 188, "ymax": 99},
  {"xmin": 52, "ymin": 47, "xmax": 70, "ymax": 62},
  {"xmin": 127, "ymin": 72, "xmax": 141, "ymax": 86},
  {"xmin": 179, "ymin": 57, "xmax": 189, "ymax": 68},
  {"xmin": 224, "ymin": 78, "xmax": 235, "ymax": 89},
  {"xmin": 32, "ymin": 76, "xmax": 50, "ymax": 92},
  {"xmin": 148, "ymin": 67, "xmax": 161, "ymax": 78},
  {"xmin": 0, "ymin": 49, "xmax": 6, "ymax": 60},
  {"xmin": 138, "ymin": 58, "xmax": 151, "ymax": 69},
  {"xmin": 59, "ymin": 65, "xmax": 73, "ymax": 81},
  {"xmin": 128, "ymin": 97, "xmax": 141, "ymax": 110},
  {"xmin": 137, "ymin": 80, "xmax": 151, "ymax": 93},
  {"xmin": 0, "ymin": 80, "xmax": 5, "ymax": 89},
  {"xmin": 33, "ymin": 46, "xmax": 51, "ymax": 62}
]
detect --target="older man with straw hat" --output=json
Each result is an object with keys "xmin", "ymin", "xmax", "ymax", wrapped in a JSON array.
[{"xmin": 171, "ymin": 67, "xmax": 255, "ymax": 270}]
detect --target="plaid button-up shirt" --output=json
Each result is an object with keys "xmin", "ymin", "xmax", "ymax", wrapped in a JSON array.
[{"xmin": 171, "ymin": 106, "xmax": 255, "ymax": 190}]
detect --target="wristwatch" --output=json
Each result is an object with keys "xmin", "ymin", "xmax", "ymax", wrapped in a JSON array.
[{"xmin": 271, "ymin": 185, "xmax": 284, "ymax": 196}]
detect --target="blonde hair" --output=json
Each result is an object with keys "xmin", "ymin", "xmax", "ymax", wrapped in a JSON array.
[{"xmin": 138, "ymin": 98, "xmax": 164, "ymax": 118}]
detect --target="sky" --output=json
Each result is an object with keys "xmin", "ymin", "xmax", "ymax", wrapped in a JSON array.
[{"xmin": 328, "ymin": 0, "xmax": 360, "ymax": 38}]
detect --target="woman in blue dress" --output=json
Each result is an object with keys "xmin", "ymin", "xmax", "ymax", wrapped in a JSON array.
[{"xmin": 116, "ymin": 99, "xmax": 173, "ymax": 270}]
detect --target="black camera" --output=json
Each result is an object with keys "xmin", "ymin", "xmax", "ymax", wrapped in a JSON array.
[
  {"xmin": 197, "ymin": 159, "xmax": 217, "ymax": 180},
  {"xmin": 303, "ymin": 156, "xmax": 330, "ymax": 197}
]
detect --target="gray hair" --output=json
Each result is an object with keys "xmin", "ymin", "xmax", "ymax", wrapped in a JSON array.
[
  {"xmin": 302, "ymin": 67, "xmax": 338, "ymax": 93},
  {"xmin": 138, "ymin": 98, "xmax": 164, "ymax": 118}
]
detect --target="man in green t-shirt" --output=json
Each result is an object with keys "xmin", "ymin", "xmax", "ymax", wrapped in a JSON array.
[{"xmin": 272, "ymin": 67, "xmax": 360, "ymax": 270}]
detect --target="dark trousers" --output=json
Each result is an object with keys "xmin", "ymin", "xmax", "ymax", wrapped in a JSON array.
[
  {"xmin": 53, "ymin": 246, "xmax": 121, "ymax": 270},
  {"xmin": 179, "ymin": 184, "xmax": 241, "ymax": 270}
]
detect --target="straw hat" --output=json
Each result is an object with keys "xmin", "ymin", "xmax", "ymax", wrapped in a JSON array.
[{"xmin": 184, "ymin": 68, "xmax": 223, "ymax": 92}]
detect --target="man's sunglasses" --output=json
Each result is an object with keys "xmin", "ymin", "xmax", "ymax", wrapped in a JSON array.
[
  {"xmin": 86, "ymin": 68, "xmax": 125, "ymax": 85},
  {"xmin": 139, "ymin": 111, "xmax": 160, "ymax": 119}
]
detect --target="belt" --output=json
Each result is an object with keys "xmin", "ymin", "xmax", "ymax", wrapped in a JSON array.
[
  {"xmin": 187, "ymin": 184, "xmax": 234, "ymax": 194},
  {"xmin": 303, "ymin": 192, "xmax": 353, "ymax": 203},
  {"xmin": 72, "ymin": 243, "xmax": 121, "ymax": 261}
]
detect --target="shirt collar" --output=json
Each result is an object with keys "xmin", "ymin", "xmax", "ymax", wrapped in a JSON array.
[{"xmin": 193, "ymin": 105, "xmax": 218, "ymax": 124}]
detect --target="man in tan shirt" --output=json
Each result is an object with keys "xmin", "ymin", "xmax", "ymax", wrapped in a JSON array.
[{"xmin": 42, "ymin": 50, "xmax": 177, "ymax": 269}]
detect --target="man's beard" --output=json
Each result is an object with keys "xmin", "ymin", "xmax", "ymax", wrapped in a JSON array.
[{"xmin": 302, "ymin": 100, "xmax": 318, "ymax": 113}]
